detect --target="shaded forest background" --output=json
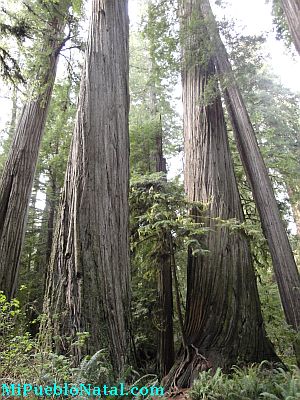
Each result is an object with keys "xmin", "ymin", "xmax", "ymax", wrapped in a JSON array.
[{"xmin": 0, "ymin": 0, "xmax": 300, "ymax": 398}]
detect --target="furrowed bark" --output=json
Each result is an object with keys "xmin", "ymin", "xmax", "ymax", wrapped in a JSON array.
[
  {"xmin": 42, "ymin": 0, "xmax": 130, "ymax": 376},
  {"xmin": 0, "ymin": 4, "xmax": 69, "ymax": 299},
  {"xmin": 165, "ymin": 0, "xmax": 279, "ymax": 388},
  {"xmin": 280, "ymin": 0, "xmax": 300, "ymax": 55},
  {"xmin": 199, "ymin": 0, "xmax": 300, "ymax": 365}
]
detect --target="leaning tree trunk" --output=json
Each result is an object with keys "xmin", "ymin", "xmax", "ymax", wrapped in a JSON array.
[
  {"xmin": 0, "ymin": 3, "xmax": 69, "ymax": 299},
  {"xmin": 199, "ymin": 0, "xmax": 300, "ymax": 365},
  {"xmin": 42, "ymin": 0, "xmax": 130, "ymax": 377},
  {"xmin": 280, "ymin": 0, "xmax": 300, "ymax": 55},
  {"xmin": 165, "ymin": 0, "xmax": 279, "ymax": 388}
]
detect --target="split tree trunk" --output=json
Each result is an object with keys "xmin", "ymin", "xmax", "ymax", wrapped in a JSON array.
[
  {"xmin": 165, "ymin": 0, "xmax": 279, "ymax": 388},
  {"xmin": 280, "ymin": 0, "xmax": 300, "ymax": 55},
  {"xmin": 42, "ymin": 0, "xmax": 130, "ymax": 377},
  {"xmin": 0, "ymin": 4, "xmax": 69, "ymax": 299},
  {"xmin": 199, "ymin": 0, "xmax": 300, "ymax": 365}
]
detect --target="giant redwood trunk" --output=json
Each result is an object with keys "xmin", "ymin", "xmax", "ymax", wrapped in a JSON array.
[
  {"xmin": 199, "ymin": 0, "xmax": 300, "ymax": 365},
  {"xmin": 0, "ymin": 3, "xmax": 69, "ymax": 299},
  {"xmin": 42, "ymin": 0, "xmax": 130, "ymax": 376},
  {"xmin": 165, "ymin": 0, "xmax": 279, "ymax": 388},
  {"xmin": 280, "ymin": 0, "xmax": 300, "ymax": 55}
]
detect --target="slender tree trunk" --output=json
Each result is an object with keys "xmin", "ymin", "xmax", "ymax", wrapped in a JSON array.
[
  {"xmin": 157, "ymin": 233, "xmax": 175, "ymax": 378},
  {"xmin": 0, "ymin": 4, "xmax": 69, "ymax": 299},
  {"xmin": 199, "ymin": 0, "xmax": 300, "ymax": 365},
  {"xmin": 165, "ymin": 0, "xmax": 279, "ymax": 388},
  {"xmin": 149, "ymin": 69, "xmax": 174, "ymax": 377},
  {"xmin": 45, "ymin": 173, "xmax": 58, "ymax": 265},
  {"xmin": 156, "ymin": 147, "xmax": 174, "ymax": 377},
  {"xmin": 42, "ymin": 0, "xmax": 130, "ymax": 376},
  {"xmin": 280, "ymin": 0, "xmax": 300, "ymax": 55}
]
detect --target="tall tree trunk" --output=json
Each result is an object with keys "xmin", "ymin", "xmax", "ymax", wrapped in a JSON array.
[
  {"xmin": 157, "ymin": 233, "xmax": 175, "ymax": 378},
  {"xmin": 0, "ymin": 4, "xmax": 69, "ymax": 299},
  {"xmin": 156, "ymin": 139, "xmax": 174, "ymax": 377},
  {"xmin": 149, "ymin": 63, "xmax": 174, "ymax": 376},
  {"xmin": 165, "ymin": 0, "xmax": 279, "ymax": 388},
  {"xmin": 199, "ymin": 0, "xmax": 300, "ymax": 365},
  {"xmin": 280, "ymin": 0, "xmax": 300, "ymax": 55},
  {"xmin": 45, "ymin": 171, "xmax": 59, "ymax": 266},
  {"xmin": 42, "ymin": 0, "xmax": 130, "ymax": 376}
]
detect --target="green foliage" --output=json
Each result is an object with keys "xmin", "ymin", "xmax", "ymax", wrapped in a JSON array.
[
  {"xmin": 0, "ymin": 3, "xmax": 31, "ymax": 84},
  {"xmin": 0, "ymin": 291, "xmax": 35, "ymax": 380},
  {"xmin": 0, "ymin": 292, "xmax": 119, "ymax": 389},
  {"xmin": 190, "ymin": 364, "xmax": 300, "ymax": 400},
  {"xmin": 130, "ymin": 174, "xmax": 208, "ymax": 372},
  {"xmin": 268, "ymin": 0, "xmax": 292, "ymax": 50},
  {"xmin": 129, "ymin": 1, "xmax": 181, "ymax": 175},
  {"xmin": 0, "ymin": 294, "xmax": 160, "ymax": 400}
]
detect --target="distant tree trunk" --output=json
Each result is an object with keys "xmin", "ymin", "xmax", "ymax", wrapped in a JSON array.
[
  {"xmin": 199, "ymin": 0, "xmax": 300, "ymax": 366},
  {"xmin": 155, "ymin": 140, "xmax": 174, "ymax": 377},
  {"xmin": 36, "ymin": 172, "xmax": 59, "ymax": 299},
  {"xmin": 45, "ymin": 172, "xmax": 59, "ymax": 265},
  {"xmin": 41, "ymin": 0, "xmax": 130, "ymax": 376},
  {"xmin": 157, "ymin": 233, "xmax": 175, "ymax": 377},
  {"xmin": 165, "ymin": 0, "xmax": 279, "ymax": 388},
  {"xmin": 0, "ymin": 4, "xmax": 69, "ymax": 299},
  {"xmin": 280, "ymin": 0, "xmax": 300, "ymax": 55},
  {"xmin": 149, "ymin": 66, "xmax": 174, "ymax": 376}
]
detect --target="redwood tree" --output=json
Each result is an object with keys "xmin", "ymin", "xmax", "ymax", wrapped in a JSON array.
[
  {"xmin": 42, "ymin": 0, "xmax": 130, "ymax": 376},
  {"xmin": 165, "ymin": 0, "xmax": 279, "ymax": 387},
  {"xmin": 199, "ymin": 0, "xmax": 300, "ymax": 365},
  {"xmin": 0, "ymin": 1, "xmax": 70, "ymax": 299}
]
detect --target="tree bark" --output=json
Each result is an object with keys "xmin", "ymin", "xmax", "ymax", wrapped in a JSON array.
[
  {"xmin": 0, "ymin": 4, "xmax": 69, "ymax": 299},
  {"xmin": 199, "ymin": 0, "xmax": 300, "ymax": 365},
  {"xmin": 148, "ymin": 44, "xmax": 174, "ymax": 376},
  {"xmin": 280, "ymin": 0, "xmax": 300, "ymax": 55},
  {"xmin": 42, "ymin": 0, "xmax": 130, "ymax": 376},
  {"xmin": 165, "ymin": 0, "xmax": 279, "ymax": 388},
  {"xmin": 157, "ymin": 233, "xmax": 175, "ymax": 378}
]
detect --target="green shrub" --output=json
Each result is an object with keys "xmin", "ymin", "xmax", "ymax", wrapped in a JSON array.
[{"xmin": 190, "ymin": 364, "xmax": 300, "ymax": 400}]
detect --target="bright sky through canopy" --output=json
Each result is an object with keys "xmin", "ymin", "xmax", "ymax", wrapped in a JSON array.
[{"xmin": 128, "ymin": 0, "xmax": 300, "ymax": 92}]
